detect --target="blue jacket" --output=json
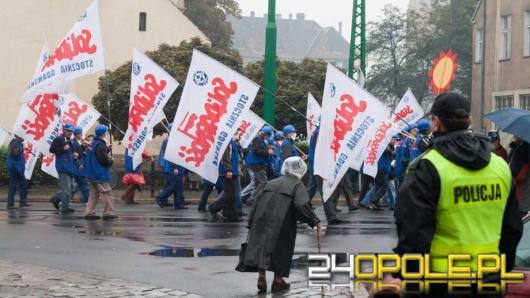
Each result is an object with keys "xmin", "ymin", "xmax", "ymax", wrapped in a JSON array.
[
  {"xmin": 49, "ymin": 134, "xmax": 76, "ymax": 176},
  {"xmin": 409, "ymin": 135, "xmax": 424, "ymax": 162},
  {"xmin": 84, "ymin": 138, "xmax": 112, "ymax": 183},
  {"xmin": 394, "ymin": 137, "xmax": 413, "ymax": 178},
  {"xmin": 245, "ymin": 136, "xmax": 269, "ymax": 167},
  {"xmin": 272, "ymin": 143, "xmax": 282, "ymax": 176},
  {"xmin": 308, "ymin": 128, "xmax": 319, "ymax": 175},
  {"xmin": 377, "ymin": 145, "xmax": 393, "ymax": 175},
  {"xmin": 73, "ymin": 138, "xmax": 86, "ymax": 177},
  {"xmin": 6, "ymin": 138, "xmax": 25, "ymax": 174},
  {"xmin": 220, "ymin": 140, "xmax": 240, "ymax": 176},
  {"xmin": 124, "ymin": 148, "xmax": 141, "ymax": 174},
  {"xmin": 158, "ymin": 137, "xmax": 185, "ymax": 175}
]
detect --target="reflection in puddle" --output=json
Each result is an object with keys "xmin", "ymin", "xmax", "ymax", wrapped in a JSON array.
[{"xmin": 142, "ymin": 247, "xmax": 240, "ymax": 257}]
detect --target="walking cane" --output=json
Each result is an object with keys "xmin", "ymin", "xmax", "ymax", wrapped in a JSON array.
[{"xmin": 316, "ymin": 224, "xmax": 322, "ymax": 253}]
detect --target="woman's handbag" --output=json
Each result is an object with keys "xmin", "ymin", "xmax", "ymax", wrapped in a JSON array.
[{"xmin": 235, "ymin": 232, "xmax": 258, "ymax": 272}]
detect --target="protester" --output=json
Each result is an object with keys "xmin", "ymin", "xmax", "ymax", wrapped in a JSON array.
[
  {"xmin": 394, "ymin": 130, "xmax": 414, "ymax": 188},
  {"xmin": 6, "ymin": 135, "xmax": 30, "ymax": 209},
  {"xmin": 243, "ymin": 157, "xmax": 320, "ymax": 292},
  {"xmin": 244, "ymin": 126, "xmax": 273, "ymax": 205},
  {"xmin": 280, "ymin": 125, "xmax": 303, "ymax": 167},
  {"xmin": 156, "ymin": 130, "xmax": 187, "ymax": 210},
  {"xmin": 84, "ymin": 125, "xmax": 117, "ymax": 220},
  {"xmin": 306, "ymin": 127, "xmax": 343, "ymax": 224},
  {"xmin": 49, "ymin": 123, "xmax": 78, "ymax": 214},
  {"xmin": 72, "ymin": 126, "xmax": 90, "ymax": 203},
  {"xmin": 209, "ymin": 141, "xmax": 239, "ymax": 222},
  {"xmin": 508, "ymin": 137, "xmax": 530, "ymax": 215},
  {"xmin": 272, "ymin": 132, "xmax": 284, "ymax": 176},
  {"xmin": 388, "ymin": 93, "xmax": 523, "ymax": 295},
  {"xmin": 488, "ymin": 130, "xmax": 508, "ymax": 160},
  {"xmin": 121, "ymin": 149, "xmax": 153, "ymax": 204},
  {"xmin": 266, "ymin": 137, "xmax": 278, "ymax": 179},
  {"xmin": 329, "ymin": 175, "xmax": 359, "ymax": 212},
  {"xmin": 359, "ymin": 139, "xmax": 396, "ymax": 210},
  {"xmin": 408, "ymin": 119, "xmax": 431, "ymax": 161}
]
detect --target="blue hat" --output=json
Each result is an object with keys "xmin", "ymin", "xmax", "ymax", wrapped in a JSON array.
[
  {"xmin": 283, "ymin": 124, "xmax": 296, "ymax": 135},
  {"xmin": 73, "ymin": 126, "xmax": 83, "ymax": 135},
  {"xmin": 261, "ymin": 126, "xmax": 273, "ymax": 135},
  {"xmin": 168, "ymin": 123, "xmax": 173, "ymax": 131},
  {"xmin": 416, "ymin": 119, "xmax": 431, "ymax": 131},
  {"xmin": 63, "ymin": 123, "xmax": 74, "ymax": 131},
  {"xmin": 403, "ymin": 123, "xmax": 418, "ymax": 133},
  {"xmin": 95, "ymin": 124, "xmax": 108, "ymax": 137},
  {"xmin": 267, "ymin": 137, "xmax": 275, "ymax": 145},
  {"xmin": 393, "ymin": 134, "xmax": 401, "ymax": 140},
  {"xmin": 274, "ymin": 131, "xmax": 284, "ymax": 139}
]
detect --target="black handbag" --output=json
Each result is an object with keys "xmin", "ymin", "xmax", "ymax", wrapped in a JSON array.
[{"xmin": 235, "ymin": 233, "xmax": 258, "ymax": 272}]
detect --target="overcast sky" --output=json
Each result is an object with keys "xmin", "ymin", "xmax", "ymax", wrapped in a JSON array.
[{"xmin": 235, "ymin": 0, "xmax": 411, "ymax": 42}]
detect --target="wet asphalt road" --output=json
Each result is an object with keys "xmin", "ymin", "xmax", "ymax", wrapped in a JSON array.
[{"xmin": 0, "ymin": 202, "xmax": 397, "ymax": 297}]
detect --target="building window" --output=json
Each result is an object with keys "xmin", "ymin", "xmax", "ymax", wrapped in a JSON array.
[
  {"xmin": 475, "ymin": 28, "xmax": 483, "ymax": 63},
  {"xmin": 139, "ymin": 12, "xmax": 147, "ymax": 32},
  {"xmin": 495, "ymin": 95, "xmax": 513, "ymax": 110},
  {"xmin": 520, "ymin": 94, "xmax": 530, "ymax": 110},
  {"xmin": 523, "ymin": 11, "xmax": 530, "ymax": 57},
  {"xmin": 500, "ymin": 15, "xmax": 511, "ymax": 60}
]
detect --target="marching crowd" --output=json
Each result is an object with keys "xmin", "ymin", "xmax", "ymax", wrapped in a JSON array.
[{"xmin": 4, "ymin": 96, "xmax": 530, "ymax": 224}]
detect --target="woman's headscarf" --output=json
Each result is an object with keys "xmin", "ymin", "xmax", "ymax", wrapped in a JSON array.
[{"xmin": 281, "ymin": 156, "xmax": 307, "ymax": 179}]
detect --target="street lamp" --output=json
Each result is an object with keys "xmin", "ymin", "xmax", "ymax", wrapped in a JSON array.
[{"xmin": 263, "ymin": 0, "xmax": 277, "ymax": 125}]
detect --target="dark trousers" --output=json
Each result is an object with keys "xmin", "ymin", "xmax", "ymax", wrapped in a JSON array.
[
  {"xmin": 349, "ymin": 169, "xmax": 360, "ymax": 194},
  {"xmin": 7, "ymin": 169, "xmax": 27, "ymax": 206},
  {"xmin": 156, "ymin": 173, "xmax": 185, "ymax": 208},
  {"xmin": 73, "ymin": 175, "xmax": 90, "ymax": 203},
  {"xmin": 330, "ymin": 176, "xmax": 356, "ymax": 210},
  {"xmin": 369, "ymin": 172, "xmax": 389, "ymax": 204},
  {"xmin": 209, "ymin": 176, "xmax": 237, "ymax": 221},
  {"xmin": 199, "ymin": 178, "xmax": 223, "ymax": 210},
  {"xmin": 306, "ymin": 175, "xmax": 337, "ymax": 221},
  {"xmin": 359, "ymin": 174, "xmax": 374, "ymax": 202}
]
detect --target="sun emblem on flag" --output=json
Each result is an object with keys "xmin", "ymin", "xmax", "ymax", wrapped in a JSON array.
[
  {"xmin": 193, "ymin": 71, "xmax": 209, "ymax": 86},
  {"xmin": 428, "ymin": 49, "xmax": 458, "ymax": 95},
  {"xmin": 132, "ymin": 63, "xmax": 141, "ymax": 76}
]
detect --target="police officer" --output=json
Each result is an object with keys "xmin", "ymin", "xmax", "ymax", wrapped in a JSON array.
[
  {"xmin": 6, "ymin": 135, "xmax": 30, "ymax": 209},
  {"xmin": 391, "ymin": 93, "xmax": 523, "ymax": 294}
]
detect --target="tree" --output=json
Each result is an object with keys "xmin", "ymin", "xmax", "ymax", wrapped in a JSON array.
[
  {"xmin": 92, "ymin": 38, "xmax": 243, "ymax": 140},
  {"xmin": 244, "ymin": 59, "xmax": 328, "ymax": 138},
  {"xmin": 366, "ymin": 0, "xmax": 475, "ymax": 108},
  {"xmin": 182, "ymin": 0, "xmax": 241, "ymax": 51}
]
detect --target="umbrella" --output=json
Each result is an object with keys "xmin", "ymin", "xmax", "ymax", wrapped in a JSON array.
[{"xmin": 485, "ymin": 108, "xmax": 530, "ymax": 143}]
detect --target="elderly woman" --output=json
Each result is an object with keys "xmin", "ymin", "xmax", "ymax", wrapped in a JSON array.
[{"xmin": 243, "ymin": 156, "xmax": 320, "ymax": 292}]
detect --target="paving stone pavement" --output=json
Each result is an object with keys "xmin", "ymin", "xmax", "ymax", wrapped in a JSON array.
[{"xmin": 0, "ymin": 259, "xmax": 202, "ymax": 298}]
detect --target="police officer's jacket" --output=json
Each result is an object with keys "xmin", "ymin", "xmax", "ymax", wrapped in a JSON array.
[{"xmin": 394, "ymin": 130, "xmax": 523, "ymax": 274}]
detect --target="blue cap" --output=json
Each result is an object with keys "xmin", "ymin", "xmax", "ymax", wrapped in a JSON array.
[
  {"xmin": 393, "ymin": 134, "xmax": 401, "ymax": 140},
  {"xmin": 63, "ymin": 123, "xmax": 74, "ymax": 131},
  {"xmin": 73, "ymin": 126, "xmax": 83, "ymax": 135},
  {"xmin": 403, "ymin": 123, "xmax": 418, "ymax": 133},
  {"xmin": 95, "ymin": 124, "xmax": 108, "ymax": 137},
  {"xmin": 261, "ymin": 126, "xmax": 273, "ymax": 135},
  {"xmin": 267, "ymin": 137, "xmax": 275, "ymax": 145},
  {"xmin": 416, "ymin": 119, "xmax": 431, "ymax": 131},
  {"xmin": 274, "ymin": 131, "xmax": 284, "ymax": 139},
  {"xmin": 283, "ymin": 124, "xmax": 296, "ymax": 135}
]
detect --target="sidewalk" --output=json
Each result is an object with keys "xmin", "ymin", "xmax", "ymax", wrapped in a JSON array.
[{"xmin": 0, "ymin": 259, "xmax": 203, "ymax": 298}]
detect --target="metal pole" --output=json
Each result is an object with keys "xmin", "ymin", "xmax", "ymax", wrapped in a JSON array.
[
  {"xmin": 348, "ymin": 0, "xmax": 357, "ymax": 79},
  {"xmin": 480, "ymin": 0, "xmax": 487, "ymax": 132},
  {"xmin": 263, "ymin": 0, "xmax": 277, "ymax": 126},
  {"xmin": 348, "ymin": 0, "xmax": 366, "ymax": 79}
]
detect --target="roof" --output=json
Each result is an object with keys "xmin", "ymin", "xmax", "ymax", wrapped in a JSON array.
[{"xmin": 228, "ymin": 15, "xmax": 349, "ymax": 64}]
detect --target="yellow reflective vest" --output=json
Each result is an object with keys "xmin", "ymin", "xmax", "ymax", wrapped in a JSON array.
[{"xmin": 422, "ymin": 149, "xmax": 512, "ymax": 272}]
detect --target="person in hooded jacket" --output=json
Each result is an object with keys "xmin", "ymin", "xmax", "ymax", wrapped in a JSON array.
[
  {"xmin": 385, "ymin": 93, "xmax": 523, "ymax": 296},
  {"xmin": 49, "ymin": 123, "xmax": 78, "ymax": 214},
  {"xmin": 84, "ymin": 125, "xmax": 117, "ymax": 220},
  {"xmin": 6, "ymin": 135, "xmax": 30, "ymax": 209},
  {"xmin": 508, "ymin": 137, "xmax": 530, "ymax": 215},
  {"xmin": 243, "ymin": 157, "xmax": 320, "ymax": 293}
]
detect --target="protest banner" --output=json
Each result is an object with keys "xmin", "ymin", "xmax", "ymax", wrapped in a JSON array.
[
  {"xmin": 238, "ymin": 110, "xmax": 266, "ymax": 149},
  {"xmin": 306, "ymin": 92, "xmax": 321, "ymax": 142}
]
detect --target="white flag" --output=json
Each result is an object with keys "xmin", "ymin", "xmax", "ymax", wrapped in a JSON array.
[
  {"xmin": 24, "ymin": 142, "xmax": 40, "ymax": 180},
  {"xmin": 41, "ymin": 154, "xmax": 58, "ymax": 179},
  {"xmin": 61, "ymin": 94, "xmax": 101, "ymax": 133},
  {"xmin": 306, "ymin": 92, "xmax": 321, "ymax": 142},
  {"xmin": 0, "ymin": 125, "xmax": 8, "ymax": 146},
  {"xmin": 21, "ymin": 0, "xmax": 105, "ymax": 102},
  {"xmin": 166, "ymin": 50, "xmax": 259, "ymax": 183},
  {"xmin": 124, "ymin": 49, "xmax": 179, "ymax": 169},
  {"xmin": 12, "ymin": 94, "xmax": 64, "ymax": 154},
  {"xmin": 393, "ymin": 88, "xmax": 424, "ymax": 129},
  {"xmin": 239, "ymin": 110, "xmax": 266, "ymax": 149},
  {"xmin": 314, "ymin": 64, "xmax": 390, "ymax": 201},
  {"xmin": 361, "ymin": 118, "xmax": 401, "ymax": 178}
]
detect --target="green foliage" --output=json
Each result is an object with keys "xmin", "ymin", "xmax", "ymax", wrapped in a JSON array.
[
  {"xmin": 0, "ymin": 146, "xmax": 7, "ymax": 184},
  {"xmin": 182, "ymin": 0, "xmax": 241, "ymax": 51},
  {"xmin": 0, "ymin": 146, "xmax": 47, "ymax": 185},
  {"xmin": 92, "ymin": 38, "xmax": 243, "ymax": 141},
  {"xmin": 366, "ymin": 1, "xmax": 475, "ymax": 107},
  {"xmin": 244, "ymin": 59, "xmax": 328, "ymax": 139}
]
